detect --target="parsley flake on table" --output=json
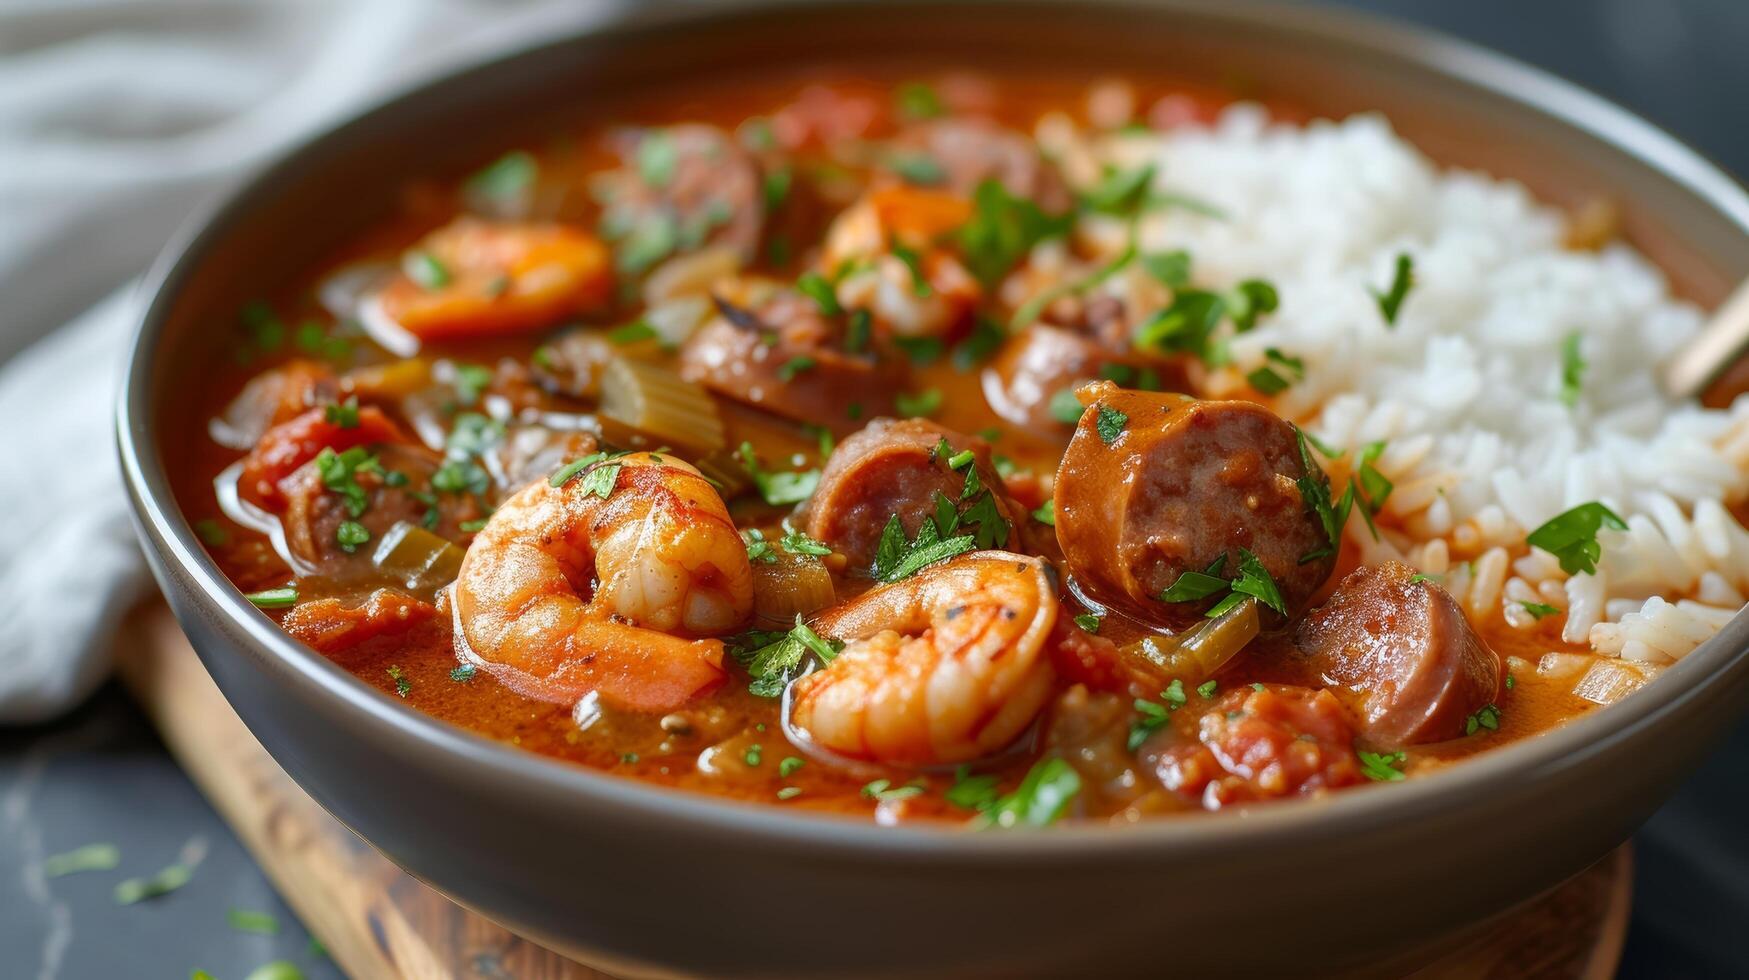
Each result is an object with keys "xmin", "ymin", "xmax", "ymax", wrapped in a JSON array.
[{"xmin": 42, "ymin": 843, "xmax": 120, "ymax": 878}]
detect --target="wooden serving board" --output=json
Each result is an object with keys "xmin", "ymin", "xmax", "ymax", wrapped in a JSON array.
[{"xmin": 117, "ymin": 602, "xmax": 1632, "ymax": 980}]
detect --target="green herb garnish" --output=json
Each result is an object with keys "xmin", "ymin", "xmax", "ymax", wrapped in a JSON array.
[
  {"xmin": 1095, "ymin": 404, "xmax": 1128, "ymax": 444},
  {"xmin": 335, "ymin": 520, "xmax": 370, "ymax": 554},
  {"xmin": 1073, "ymin": 613, "xmax": 1101, "ymax": 634},
  {"xmin": 386, "ymin": 666, "xmax": 411, "ymax": 698},
  {"xmin": 244, "ymin": 587, "xmax": 298, "ymax": 609},
  {"xmin": 1560, "ymin": 332, "xmax": 1586, "ymax": 408},
  {"xmin": 895, "ymin": 388, "xmax": 943, "ymax": 418},
  {"xmin": 977, "ymin": 757, "xmax": 1080, "ymax": 829},
  {"xmin": 870, "ymin": 512, "xmax": 975, "ymax": 583},
  {"xmin": 450, "ymin": 664, "xmax": 477, "ymax": 683},
  {"xmin": 403, "ymin": 250, "xmax": 451, "ymax": 289},
  {"xmin": 1357, "ymin": 749, "xmax": 1407, "ymax": 782},
  {"xmin": 1464, "ymin": 704, "xmax": 1501, "ymax": 735},
  {"xmin": 1520, "ymin": 601, "xmax": 1563, "ymax": 620},
  {"xmin": 736, "ymin": 442, "xmax": 821, "ymax": 506},
  {"xmin": 1526, "ymin": 502, "xmax": 1627, "ymax": 576},
  {"xmin": 1371, "ymin": 252, "xmax": 1414, "ymax": 326}
]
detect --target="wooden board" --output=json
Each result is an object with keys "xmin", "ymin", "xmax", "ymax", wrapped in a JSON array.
[{"xmin": 117, "ymin": 602, "xmax": 1632, "ymax": 980}]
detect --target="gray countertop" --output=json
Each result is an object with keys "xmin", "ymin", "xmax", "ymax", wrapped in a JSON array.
[{"xmin": 5, "ymin": 1, "xmax": 1749, "ymax": 977}]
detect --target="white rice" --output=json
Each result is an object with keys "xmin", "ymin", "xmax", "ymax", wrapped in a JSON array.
[{"xmin": 1042, "ymin": 104, "xmax": 1749, "ymax": 667}]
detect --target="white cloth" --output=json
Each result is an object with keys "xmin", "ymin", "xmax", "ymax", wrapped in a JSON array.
[{"xmin": 0, "ymin": 0, "xmax": 622, "ymax": 723}]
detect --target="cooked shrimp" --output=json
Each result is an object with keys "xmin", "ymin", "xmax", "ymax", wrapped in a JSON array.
[
  {"xmin": 788, "ymin": 552, "xmax": 1059, "ymax": 766},
  {"xmin": 372, "ymin": 217, "xmax": 612, "ymax": 343},
  {"xmin": 823, "ymin": 186, "xmax": 980, "ymax": 338},
  {"xmin": 453, "ymin": 452, "xmax": 754, "ymax": 713}
]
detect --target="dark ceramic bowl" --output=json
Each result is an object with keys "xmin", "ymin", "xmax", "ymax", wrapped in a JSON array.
[{"xmin": 118, "ymin": 1, "xmax": 1749, "ymax": 976}]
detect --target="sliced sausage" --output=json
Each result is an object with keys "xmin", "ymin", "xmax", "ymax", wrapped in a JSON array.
[
  {"xmin": 1293, "ymin": 561, "xmax": 1504, "ymax": 745},
  {"xmin": 1053, "ymin": 381, "xmax": 1336, "ymax": 621},
  {"xmin": 887, "ymin": 118, "xmax": 1071, "ymax": 212},
  {"xmin": 1145, "ymin": 683, "xmax": 1365, "ymax": 811},
  {"xmin": 981, "ymin": 323, "xmax": 1190, "ymax": 440},
  {"xmin": 679, "ymin": 291, "xmax": 908, "ymax": 432},
  {"xmin": 801, "ymin": 418, "xmax": 1026, "ymax": 571},
  {"xmin": 277, "ymin": 443, "xmax": 485, "ymax": 570}
]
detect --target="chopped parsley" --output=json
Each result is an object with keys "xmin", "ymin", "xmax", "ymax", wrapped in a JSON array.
[
  {"xmin": 227, "ymin": 908, "xmax": 280, "ymax": 935},
  {"xmin": 1354, "ymin": 441, "xmax": 1393, "ymax": 516},
  {"xmin": 796, "ymin": 271, "xmax": 841, "ymax": 316},
  {"xmin": 1357, "ymin": 749, "xmax": 1407, "ymax": 782},
  {"xmin": 1245, "ymin": 348, "xmax": 1304, "ymax": 396},
  {"xmin": 1196, "ymin": 679, "xmax": 1218, "ymax": 699},
  {"xmin": 1464, "ymin": 703, "xmax": 1502, "ymax": 736},
  {"xmin": 729, "ymin": 615, "xmax": 842, "ymax": 697},
  {"xmin": 863, "ymin": 778, "xmax": 926, "ymax": 802},
  {"xmin": 743, "ymin": 744, "xmax": 763, "ymax": 767},
  {"xmin": 1520, "ymin": 601, "xmax": 1563, "ymax": 620},
  {"xmin": 780, "ymin": 527, "xmax": 833, "ymax": 557},
  {"xmin": 895, "ymin": 81, "xmax": 945, "ymax": 121},
  {"xmin": 1142, "ymin": 249, "xmax": 1192, "ymax": 288},
  {"xmin": 1526, "ymin": 502, "xmax": 1627, "ymax": 576},
  {"xmin": 549, "ymin": 449, "xmax": 629, "ymax": 499},
  {"xmin": 978, "ymin": 757, "xmax": 1080, "ymax": 829},
  {"xmin": 895, "ymin": 388, "xmax": 943, "ymax": 418},
  {"xmin": 1293, "ymin": 426, "xmax": 1348, "ymax": 562},
  {"xmin": 778, "ymin": 356, "xmax": 817, "ymax": 381},
  {"xmin": 1082, "ymin": 164, "xmax": 1155, "ymax": 217},
  {"xmin": 194, "ymin": 519, "xmax": 230, "ymax": 547},
  {"xmin": 736, "ymin": 442, "xmax": 821, "ymax": 506},
  {"xmin": 465, "ymin": 150, "xmax": 537, "ymax": 206},
  {"xmin": 314, "ymin": 446, "xmax": 379, "ymax": 518},
  {"xmin": 323, "ymin": 397, "xmax": 360, "ymax": 428},
  {"xmin": 386, "ymin": 666, "xmax": 411, "ymax": 698},
  {"xmin": 1031, "ymin": 500, "xmax": 1055, "ymax": 526},
  {"xmin": 870, "ymin": 512, "xmax": 974, "ymax": 583},
  {"xmin": 1094, "ymin": 404, "xmax": 1128, "ymax": 444},
  {"xmin": 637, "ymin": 131, "xmax": 678, "ymax": 187},
  {"xmin": 1048, "ymin": 387, "xmax": 1085, "ymax": 424},
  {"xmin": 1158, "ymin": 554, "xmax": 1230, "ymax": 604},
  {"xmin": 744, "ymin": 528, "xmax": 777, "ymax": 564},
  {"xmin": 951, "ymin": 317, "xmax": 1006, "ymax": 370},
  {"xmin": 1158, "ymin": 550, "xmax": 1286, "ymax": 617},
  {"xmin": 1127, "ymin": 681, "xmax": 1188, "ymax": 750},
  {"xmin": 1371, "ymin": 252, "xmax": 1414, "ymax": 326},
  {"xmin": 113, "ymin": 863, "xmax": 193, "ymax": 905},
  {"xmin": 1073, "ymin": 613, "xmax": 1102, "ymax": 634},
  {"xmin": 957, "ymin": 178, "xmax": 1072, "ymax": 287},
  {"xmin": 890, "ymin": 152, "xmax": 946, "ymax": 185},
  {"xmin": 449, "ymin": 664, "xmax": 477, "ymax": 683},
  {"xmin": 779, "ymin": 756, "xmax": 805, "ymax": 778},
  {"xmin": 452, "ymin": 362, "xmax": 493, "ymax": 406},
  {"xmin": 1560, "ymin": 331, "xmax": 1586, "ymax": 408},
  {"xmin": 335, "ymin": 520, "xmax": 370, "ymax": 554},
  {"xmin": 244, "ymin": 587, "xmax": 298, "ymax": 609},
  {"xmin": 890, "ymin": 241, "xmax": 933, "ymax": 296},
  {"xmin": 894, "ymin": 335, "xmax": 945, "ymax": 365},
  {"xmin": 608, "ymin": 320, "xmax": 658, "ymax": 345},
  {"xmin": 43, "ymin": 843, "xmax": 120, "ymax": 878},
  {"xmin": 403, "ymin": 250, "xmax": 451, "ymax": 290},
  {"xmin": 945, "ymin": 766, "xmax": 1003, "ymax": 812}
]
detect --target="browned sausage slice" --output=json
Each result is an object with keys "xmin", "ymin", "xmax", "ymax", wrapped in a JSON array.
[
  {"xmin": 679, "ymin": 291, "xmax": 907, "ymax": 432},
  {"xmin": 1293, "ymin": 561, "xmax": 1503, "ymax": 745},
  {"xmin": 981, "ymin": 323, "xmax": 1190, "ymax": 440},
  {"xmin": 1053, "ymin": 381, "xmax": 1336, "ymax": 621},
  {"xmin": 800, "ymin": 418, "xmax": 1026, "ymax": 571}
]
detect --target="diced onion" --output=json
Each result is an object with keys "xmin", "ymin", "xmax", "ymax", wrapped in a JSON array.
[
  {"xmin": 1572, "ymin": 658, "xmax": 1659, "ymax": 706},
  {"xmin": 372, "ymin": 521, "xmax": 465, "ymax": 596},
  {"xmin": 1118, "ymin": 597, "xmax": 1261, "ymax": 684},
  {"xmin": 599, "ymin": 357, "xmax": 725, "ymax": 453},
  {"xmin": 752, "ymin": 554, "xmax": 837, "ymax": 627}
]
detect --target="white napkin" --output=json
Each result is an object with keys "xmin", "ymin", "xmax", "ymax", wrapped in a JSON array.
[{"xmin": 0, "ymin": 0, "xmax": 622, "ymax": 723}]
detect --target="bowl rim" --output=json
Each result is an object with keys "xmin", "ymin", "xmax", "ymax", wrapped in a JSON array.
[{"xmin": 118, "ymin": 0, "xmax": 1749, "ymax": 862}]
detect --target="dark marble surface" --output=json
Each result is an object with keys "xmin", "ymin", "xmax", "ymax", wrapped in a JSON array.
[{"xmin": 4, "ymin": 1, "xmax": 1748, "ymax": 977}]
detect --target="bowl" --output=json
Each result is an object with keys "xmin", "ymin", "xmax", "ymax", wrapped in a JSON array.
[{"xmin": 117, "ymin": 1, "xmax": 1749, "ymax": 975}]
